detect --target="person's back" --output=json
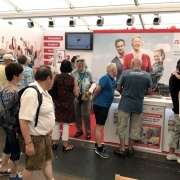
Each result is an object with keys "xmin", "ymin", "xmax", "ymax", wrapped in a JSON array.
[{"xmin": 118, "ymin": 61, "xmax": 152, "ymax": 113}]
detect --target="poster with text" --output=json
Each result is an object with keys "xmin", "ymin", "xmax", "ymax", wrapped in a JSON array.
[{"xmin": 134, "ymin": 104, "xmax": 165, "ymax": 152}]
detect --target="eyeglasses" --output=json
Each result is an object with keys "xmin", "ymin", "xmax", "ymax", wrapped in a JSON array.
[{"xmin": 76, "ymin": 59, "xmax": 84, "ymax": 63}]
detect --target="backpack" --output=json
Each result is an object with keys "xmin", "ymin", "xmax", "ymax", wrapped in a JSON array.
[{"xmin": 0, "ymin": 85, "xmax": 42, "ymax": 133}]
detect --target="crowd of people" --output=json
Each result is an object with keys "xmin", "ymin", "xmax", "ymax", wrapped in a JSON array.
[{"xmin": 0, "ymin": 34, "xmax": 180, "ymax": 180}]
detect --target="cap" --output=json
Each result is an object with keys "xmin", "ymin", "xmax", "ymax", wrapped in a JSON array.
[{"xmin": 3, "ymin": 54, "xmax": 14, "ymax": 61}]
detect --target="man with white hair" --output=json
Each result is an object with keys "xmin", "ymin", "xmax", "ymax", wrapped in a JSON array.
[
  {"xmin": 0, "ymin": 54, "xmax": 14, "ymax": 87},
  {"xmin": 114, "ymin": 58, "xmax": 152, "ymax": 157},
  {"xmin": 92, "ymin": 62, "xmax": 117, "ymax": 158}
]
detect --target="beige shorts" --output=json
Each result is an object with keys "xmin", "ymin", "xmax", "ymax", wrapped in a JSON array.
[
  {"xmin": 116, "ymin": 110, "xmax": 142, "ymax": 140},
  {"xmin": 19, "ymin": 133, "xmax": 54, "ymax": 171}
]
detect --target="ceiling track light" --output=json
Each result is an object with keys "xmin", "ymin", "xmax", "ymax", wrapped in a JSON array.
[
  {"xmin": 48, "ymin": 18, "xmax": 55, "ymax": 28},
  {"xmin": 8, "ymin": 21, "xmax": 12, "ymax": 25},
  {"xmin": 69, "ymin": 17, "xmax": 76, "ymax": 27},
  {"xmin": 97, "ymin": 16, "xmax": 104, "ymax": 27},
  {"xmin": 27, "ymin": 19, "xmax": 34, "ymax": 28},
  {"xmin": 126, "ymin": 15, "xmax": 135, "ymax": 26},
  {"xmin": 153, "ymin": 14, "xmax": 162, "ymax": 25}
]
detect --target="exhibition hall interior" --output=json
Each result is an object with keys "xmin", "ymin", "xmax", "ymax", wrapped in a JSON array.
[{"xmin": 0, "ymin": 0, "xmax": 180, "ymax": 180}]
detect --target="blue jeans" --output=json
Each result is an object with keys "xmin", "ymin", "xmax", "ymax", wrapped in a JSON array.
[{"xmin": 1, "ymin": 117, "xmax": 21, "ymax": 161}]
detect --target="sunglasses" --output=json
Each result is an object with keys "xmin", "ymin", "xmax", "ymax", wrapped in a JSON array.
[{"xmin": 76, "ymin": 60, "xmax": 84, "ymax": 63}]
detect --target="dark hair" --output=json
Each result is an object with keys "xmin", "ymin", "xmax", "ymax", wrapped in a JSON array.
[
  {"xmin": 71, "ymin": 56, "xmax": 77, "ymax": 63},
  {"xmin": 176, "ymin": 60, "xmax": 180, "ymax": 70},
  {"xmin": 5, "ymin": 63, "xmax": 23, "ymax": 81},
  {"xmin": 18, "ymin": 54, "xmax": 27, "ymax": 65},
  {"xmin": 35, "ymin": 65, "xmax": 52, "ymax": 81},
  {"xmin": 115, "ymin": 39, "xmax": 125, "ymax": 46},
  {"xmin": 60, "ymin": 60, "xmax": 72, "ymax": 73}
]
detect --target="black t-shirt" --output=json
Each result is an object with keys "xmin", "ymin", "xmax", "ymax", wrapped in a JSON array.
[{"xmin": 169, "ymin": 72, "xmax": 180, "ymax": 114}]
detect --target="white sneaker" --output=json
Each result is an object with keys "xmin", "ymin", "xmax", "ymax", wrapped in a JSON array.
[
  {"xmin": 177, "ymin": 157, "xmax": 180, "ymax": 164},
  {"xmin": 166, "ymin": 154, "xmax": 177, "ymax": 161}
]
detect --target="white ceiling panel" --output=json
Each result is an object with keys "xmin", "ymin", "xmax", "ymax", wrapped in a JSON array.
[
  {"xmin": 0, "ymin": 0, "xmax": 16, "ymax": 13},
  {"xmin": 139, "ymin": 0, "xmax": 180, "ymax": 5},
  {"xmin": 10, "ymin": 0, "xmax": 69, "ymax": 11},
  {"xmin": 69, "ymin": 0, "xmax": 135, "ymax": 8}
]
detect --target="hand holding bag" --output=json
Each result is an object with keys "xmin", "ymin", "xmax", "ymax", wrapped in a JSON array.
[{"xmin": 81, "ymin": 91, "xmax": 89, "ymax": 101}]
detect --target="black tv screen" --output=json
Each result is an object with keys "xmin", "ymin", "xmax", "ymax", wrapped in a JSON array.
[{"xmin": 65, "ymin": 32, "xmax": 93, "ymax": 50}]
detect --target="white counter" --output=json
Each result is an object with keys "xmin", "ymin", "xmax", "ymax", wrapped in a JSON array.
[{"xmin": 105, "ymin": 96, "xmax": 177, "ymax": 154}]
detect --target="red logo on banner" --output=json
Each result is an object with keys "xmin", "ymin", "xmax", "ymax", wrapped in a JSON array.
[
  {"xmin": 174, "ymin": 40, "xmax": 179, "ymax": 44},
  {"xmin": 44, "ymin": 48, "xmax": 54, "ymax": 53},
  {"xmin": 44, "ymin": 42, "xmax": 60, "ymax": 47},
  {"xmin": 44, "ymin": 36, "xmax": 63, "ymax": 41},
  {"xmin": 44, "ymin": 54, "xmax": 53, "ymax": 59}
]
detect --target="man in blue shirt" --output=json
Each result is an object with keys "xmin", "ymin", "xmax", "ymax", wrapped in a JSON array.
[
  {"xmin": 93, "ymin": 62, "xmax": 117, "ymax": 158},
  {"xmin": 114, "ymin": 58, "xmax": 152, "ymax": 157}
]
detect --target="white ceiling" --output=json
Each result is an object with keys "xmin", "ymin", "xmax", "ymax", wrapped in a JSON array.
[{"xmin": 0, "ymin": 0, "xmax": 180, "ymax": 30}]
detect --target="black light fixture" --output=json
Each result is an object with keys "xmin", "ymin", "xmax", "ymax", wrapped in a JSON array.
[
  {"xmin": 8, "ymin": 21, "xmax": 12, "ymax": 25},
  {"xmin": 153, "ymin": 14, "xmax": 162, "ymax": 25},
  {"xmin": 48, "ymin": 18, "xmax": 55, "ymax": 28},
  {"xmin": 27, "ymin": 20, "xmax": 34, "ymax": 28},
  {"xmin": 97, "ymin": 16, "xmax": 104, "ymax": 27},
  {"xmin": 126, "ymin": 15, "xmax": 135, "ymax": 26},
  {"xmin": 69, "ymin": 17, "xmax": 76, "ymax": 27}
]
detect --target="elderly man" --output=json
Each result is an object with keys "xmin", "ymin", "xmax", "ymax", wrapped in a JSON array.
[
  {"xmin": 112, "ymin": 39, "xmax": 126, "ymax": 82},
  {"xmin": 93, "ymin": 62, "xmax": 117, "ymax": 158},
  {"xmin": 17, "ymin": 54, "xmax": 33, "ymax": 89},
  {"xmin": 114, "ymin": 58, "xmax": 152, "ymax": 157},
  {"xmin": 0, "ymin": 54, "xmax": 14, "ymax": 87},
  {"xmin": 18, "ymin": 65, "xmax": 55, "ymax": 180}
]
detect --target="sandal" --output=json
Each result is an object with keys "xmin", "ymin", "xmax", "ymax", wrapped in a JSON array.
[
  {"xmin": 114, "ymin": 148, "xmax": 126, "ymax": 157},
  {"xmin": 62, "ymin": 145, "xmax": 74, "ymax": 151}
]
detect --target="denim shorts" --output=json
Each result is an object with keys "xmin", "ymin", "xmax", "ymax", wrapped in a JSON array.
[{"xmin": 1, "ymin": 116, "xmax": 21, "ymax": 161}]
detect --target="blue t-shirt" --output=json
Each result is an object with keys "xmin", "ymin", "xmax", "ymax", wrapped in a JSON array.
[
  {"xmin": 118, "ymin": 69, "xmax": 152, "ymax": 113},
  {"xmin": 94, "ymin": 73, "xmax": 117, "ymax": 108}
]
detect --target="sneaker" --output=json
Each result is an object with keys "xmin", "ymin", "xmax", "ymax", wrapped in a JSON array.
[
  {"xmin": 74, "ymin": 131, "xmax": 83, "ymax": 138},
  {"xmin": 94, "ymin": 144, "xmax": 107, "ymax": 150},
  {"xmin": 0, "ymin": 168, "xmax": 11, "ymax": 176},
  {"xmin": 9, "ymin": 174, "xmax": 22, "ymax": 180},
  {"xmin": 95, "ymin": 149, "xmax": 109, "ymax": 158},
  {"xmin": 166, "ymin": 154, "xmax": 177, "ymax": 161},
  {"xmin": 127, "ymin": 148, "xmax": 135, "ymax": 156},
  {"xmin": 114, "ymin": 148, "xmax": 126, "ymax": 157},
  {"xmin": 177, "ymin": 157, "xmax": 180, "ymax": 164}
]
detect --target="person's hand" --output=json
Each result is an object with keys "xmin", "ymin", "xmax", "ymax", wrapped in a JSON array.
[
  {"xmin": 87, "ymin": 91, "xmax": 91, "ymax": 97},
  {"xmin": 25, "ymin": 143, "xmax": 34, "ymax": 156}
]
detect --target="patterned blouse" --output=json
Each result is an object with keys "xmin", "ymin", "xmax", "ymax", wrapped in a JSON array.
[{"xmin": 71, "ymin": 69, "xmax": 96, "ymax": 103}]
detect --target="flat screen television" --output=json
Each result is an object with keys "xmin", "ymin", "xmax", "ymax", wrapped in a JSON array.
[{"xmin": 65, "ymin": 32, "xmax": 93, "ymax": 50}]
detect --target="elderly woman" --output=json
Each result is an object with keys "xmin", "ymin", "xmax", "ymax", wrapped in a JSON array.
[
  {"xmin": 71, "ymin": 58, "xmax": 96, "ymax": 140},
  {"xmin": 123, "ymin": 35, "xmax": 152, "ymax": 72},
  {"xmin": 51, "ymin": 60, "xmax": 79, "ymax": 151}
]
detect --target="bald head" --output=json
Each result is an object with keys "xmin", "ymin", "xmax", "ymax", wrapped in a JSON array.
[{"xmin": 131, "ymin": 58, "xmax": 142, "ymax": 69}]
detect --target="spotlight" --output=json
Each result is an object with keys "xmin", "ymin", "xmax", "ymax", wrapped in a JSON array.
[
  {"xmin": 69, "ymin": 17, "xmax": 76, "ymax": 27},
  {"xmin": 126, "ymin": 15, "xmax": 135, "ymax": 26},
  {"xmin": 153, "ymin": 14, "xmax": 162, "ymax": 25},
  {"xmin": 97, "ymin": 16, "xmax": 104, "ymax": 27},
  {"xmin": 48, "ymin": 18, "xmax": 55, "ymax": 28},
  {"xmin": 8, "ymin": 21, "xmax": 12, "ymax": 25},
  {"xmin": 27, "ymin": 21, "xmax": 34, "ymax": 28}
]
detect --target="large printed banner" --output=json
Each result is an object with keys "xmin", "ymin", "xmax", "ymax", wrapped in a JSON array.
[
  {"xmin": 92, "ymin": 30, "xmax": 180, "ymax": 89},
  {"xmin": 134, "ymin": 104, "xmax": 165, "ymax": 152}
]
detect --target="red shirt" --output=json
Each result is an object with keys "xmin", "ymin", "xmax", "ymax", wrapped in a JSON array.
[{"xmin": 122, "ymin": 53, "xmax": 152, "ymax": 72}]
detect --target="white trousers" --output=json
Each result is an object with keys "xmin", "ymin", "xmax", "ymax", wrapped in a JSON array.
[{"xmin": 52, "ymin": 122, "xmax": 69, "ymax": 141}]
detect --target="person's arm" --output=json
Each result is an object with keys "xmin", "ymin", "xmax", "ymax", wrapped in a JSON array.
[
  {"xmin": 74, "ymin": 78, "xmax": 79, "ymax": 97},
  {"xmin": 150, "ymin": 66, "xmax": 163, "ymax": 77},
  {"xmin": 5, "ymin": 41, "xmax": 9, "ymax": 50},
  {"xmin": 13, "ymin": 38, "xmax": 17, "ymax": 57},
  {"xmin": 1, "ymin": 36, "xmax": 4, "ymax": 49},
  {"xmin": 92, "ymin": 85, "xmax": 103, "ymax": 101},
  {"xmin": 19, "ymin": 119, "xmax": 34, "ymax": 156},
  {"xmin": 146, "ymin": 76, "xmax": 152, "ymax": 95},
  {"xmin": 116, "ymin": 72, "xmax": 124, "ymax": 93},
  {"xmin": 117, "ymin": 85, "xmax": 122, "ymax": 92},
  {"xmin": 88, "ymin": 82, "xmax": 96, "ymax": 96},
  {"xmin": 173, "ymin": 72, "xmax": 180, "ymax": 79}
]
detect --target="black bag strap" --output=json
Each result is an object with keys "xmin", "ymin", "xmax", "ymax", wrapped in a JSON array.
[{"xmin": 20, "ymin": 85, "xmax": 43, "ymax": 127}]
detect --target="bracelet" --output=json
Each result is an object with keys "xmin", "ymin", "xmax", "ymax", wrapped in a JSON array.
[{"xmin": 25, "ymin": 141, "xmax": 33, "ymax": 145}]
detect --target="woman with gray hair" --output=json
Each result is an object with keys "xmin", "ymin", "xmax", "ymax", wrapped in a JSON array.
[
  {"xmin": 123, "ymin": 35, "xmax": 152, "ymax": 72},
  {"xmin": 71, "ymin": 58, "xmax": 96, "ymax": 140}
]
